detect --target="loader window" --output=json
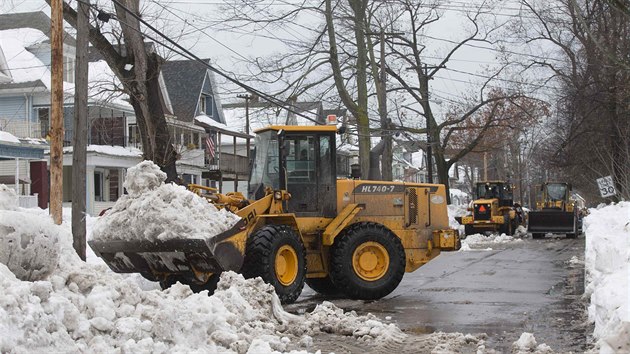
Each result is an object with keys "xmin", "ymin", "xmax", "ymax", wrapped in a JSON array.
[
  {"xmin": 248, "ymin": 131, "xmax": 279, "ymax": 199},
  {"xmin": 547, "ymin": 184, "xmax": 567, "ymax": 201},
  {"xmin": 285, "ymin": 137, "xmax": 315, "ymax": 182}
]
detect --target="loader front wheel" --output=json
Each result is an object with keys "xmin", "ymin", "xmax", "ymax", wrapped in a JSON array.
[
  {"xmin": 330, "ymin": 223, "xmax": 405, "ymax": 300},
  {"xmin": 242, "ymin": 224, "xmax": 306, "ymax": 304}
]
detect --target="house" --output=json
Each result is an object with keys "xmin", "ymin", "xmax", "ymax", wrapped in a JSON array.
[
  {"xmin": 0, "ymin": 12, "xmax": 225, "ymax": 215},
  {"xmin": 160, "ymin": 59, "xmax": 249, "ymax": 191}
]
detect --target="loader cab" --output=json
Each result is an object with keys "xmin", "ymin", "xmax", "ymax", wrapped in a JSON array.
[
  {"xmin": 248, "ymin": 125, "xmax": 337, "ymax": 217},
  {"xmin": 474, "ymin": 181, "xmax": 514, "ymax": 207}
]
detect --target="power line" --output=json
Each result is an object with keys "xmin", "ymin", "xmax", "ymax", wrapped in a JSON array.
[{"xmin": 102, "ymin": 0, "xmax": 323, "ymax": 125}]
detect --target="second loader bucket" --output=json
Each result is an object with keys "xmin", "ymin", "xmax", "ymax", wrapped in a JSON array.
[
  {"xmin": 89, "ymin": 219, "xmax": 246, "ymax": 276},
  {"xmin": 528, "ymin": 210, "xmax": 576, "ymax": 234}
]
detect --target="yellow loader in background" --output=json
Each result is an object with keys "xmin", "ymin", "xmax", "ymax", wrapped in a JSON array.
[
  {"xmin": 460, "ymin": 181, "xmax": 524, "ymax": 236},
  {"xmin": 528, "ymin": 182, "xmax": 580, "ymax": 239},
  {"xmin": 90, "ymin": 125, "xmax": 460, "ymax": 304}
]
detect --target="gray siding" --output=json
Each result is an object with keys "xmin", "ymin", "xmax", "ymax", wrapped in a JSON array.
[{"xmin": 0, "ymin": 96, "xmax": 27, "ymax": 120}]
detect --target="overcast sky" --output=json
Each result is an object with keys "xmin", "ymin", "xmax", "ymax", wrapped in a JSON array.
[{"xmin": 1, "ymin": 0, "xmax": 539, "ymax": 112}]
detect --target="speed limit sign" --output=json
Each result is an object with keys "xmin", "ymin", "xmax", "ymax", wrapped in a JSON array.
[{"xmin": 596, "ymin": 176, "xmax": 617, "ymax": 198}]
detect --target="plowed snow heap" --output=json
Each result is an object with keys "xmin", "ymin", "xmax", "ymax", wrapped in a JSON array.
[{"xmin": 92, "ymin": 161, "xmax": 241, "ymax": 242}]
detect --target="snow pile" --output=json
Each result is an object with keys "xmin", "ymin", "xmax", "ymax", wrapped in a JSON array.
[
  {"xmin": 511, "ymin": 332, "xmax": 553, "ymax": 353},
  {"xmin": 584, "ymin": 202, "xmax": 630, "ymax": 354},
  {"xmin": 305, "ymin": 301, "xmax": 405, "ymax": 342},
  {"xmin": 447, "ymin": 204, "xmax": 467, "ymax": 235},
  {"xmin": 0, "ymin": 184, "xmax": 60, "ymax": 281},
  {"xmin": 460, "ymin": 233, "xmax": 523, "ymax": 251},
  {"xmin": 92, "ymin": 161, "xmax": 241, "ymax": 242}
]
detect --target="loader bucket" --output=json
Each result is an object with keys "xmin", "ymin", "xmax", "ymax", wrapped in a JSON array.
[
  {"xmin": 88, "ymin": 219, "xmax": 246, "ymax": 276},
  {"xmin": 527, "ymin": 210, "xmax": 576, "ymax": 234}
]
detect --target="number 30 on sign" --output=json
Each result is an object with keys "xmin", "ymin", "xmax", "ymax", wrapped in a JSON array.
[{"xmin": 596, "ymin": 176, "xmax": 617, "ymax": 198}]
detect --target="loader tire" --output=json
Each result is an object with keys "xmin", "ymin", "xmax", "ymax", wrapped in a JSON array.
[
  {"xmin": 305, "ymin": 276, "xmax": 341, "ymax": 296},
  {"xmin": 242, "ymin": 224, "xmax": 306, "ymax": 304},
  {"xmin": 330, "ymin": 222, "xmax": 405, "ymax": 300},
  {"xmin": 464, "ymin": 224, "xmax": 476, "ymax": 236},
  {"xmin": 532, "ymin": 233, "xmax": 545, "ymax": 239}
]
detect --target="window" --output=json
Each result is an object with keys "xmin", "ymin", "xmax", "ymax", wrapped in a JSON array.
[
  {"xmin": 94, "ymin": 171, "xmax": 104, "ymax": 202},
  {"xmin": 199, "ymin": 95, "xmax": 215, "ymax": 117},
  {"xmin": 128, "ymin": 124, "xmax": 140, "ymax": 146},
  {"xmin": 63, "ymin": 56, "xmax": 75, "ymax": 83},
  {"xmin": 199, "ymin": 95, "xmax": 207, "ymax": 114},
  {"xmin": 38, "ymin": 108, "xmax": 50, "ymax": 138}
]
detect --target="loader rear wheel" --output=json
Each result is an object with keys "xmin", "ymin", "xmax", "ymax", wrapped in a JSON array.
[
  {"xmin": 305, "ymin": 276, "xmax": 341, "ymax": 296},
  {"xmin": 532, "ymin": 233, "xmax": 545, "ymax": 239},
  {"xmin": 330, "ymin": 222, "xmax": 405, "ymax": 300},
  {"xmin": 242, "ymin": 224, "xmax": 306, "ymax": 304}
]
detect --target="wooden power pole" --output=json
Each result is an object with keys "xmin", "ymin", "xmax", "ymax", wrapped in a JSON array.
[
  {"xmin": 72, "ymin": 0, "xmax": 90, "ymax": 260},
  {"xmin": 50, "ymin": 0, "xmax": 63, "ymax": 225}
]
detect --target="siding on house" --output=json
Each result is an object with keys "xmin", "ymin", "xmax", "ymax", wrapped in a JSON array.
[
  {"xmin": 0, "ymin": 160, "xmax": 32, "ymax": 195},
  {"xmin": 0, "ymin": 96, "xmax": 27, "ymax": 121}
]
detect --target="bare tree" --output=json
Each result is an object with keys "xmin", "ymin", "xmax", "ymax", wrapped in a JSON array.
[
  {"xmin": 513, "ymin": 0, "xmax": 630, "ymax": 202},
  {"xmin": 49, "ymin": 0, "xmax": 179, "ymax": 181}
]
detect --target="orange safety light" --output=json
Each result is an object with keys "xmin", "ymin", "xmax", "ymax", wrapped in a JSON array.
[
  {"xmin": 326, "ymin": 114, "xmax": 337, "ymax": 125},
  {"xmin": 479, "ymin": 205, "xmax": 487, "ymax": 213}
]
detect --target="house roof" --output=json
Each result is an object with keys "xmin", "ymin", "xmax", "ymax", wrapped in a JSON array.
[
  {"xmin": 161, "ymin": 59, "xmax": 211, "ymax": 123},
  {"xmin": 0, "ymin": 12, "xmax": 75, "ymax": 46}
]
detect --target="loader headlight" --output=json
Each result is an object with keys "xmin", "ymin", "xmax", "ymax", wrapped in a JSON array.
[{"xmin": 274, "ymin": 191, "xmax": 282, "ymax": 200}]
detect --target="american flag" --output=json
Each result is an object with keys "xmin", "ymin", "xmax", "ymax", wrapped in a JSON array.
[{"xmin": 205, "ymin": 134, "xmax": 216, "ymax": 159}]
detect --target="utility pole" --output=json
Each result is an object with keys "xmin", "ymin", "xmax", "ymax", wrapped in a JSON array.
[
  {"xmin": 379, "ymin": 31, "xmax": 392, "ymax": 181},
  {"xmin": 72, "ymin": 0, "xmax": 89, "ymax": 261},
  {"xmin": 50, "ymin": 0, "xmax": 63, "ymax": 225},
  {"xmin": 237, "ymin": 93, "xmax": 252, "ymax": 165}
]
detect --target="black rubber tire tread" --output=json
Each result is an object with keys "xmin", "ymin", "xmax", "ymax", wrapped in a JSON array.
[
  {"xmin": 532, "ymin": 233, "xmax": 545, "ymax": 239},
  {"xmin": 305, "ymin": 276, "xmax": 341, "ymax": 296},
  {"xmin": 241, "ymin": 224, "xmax": 306, "ymax": 304},
  {"xmin": 566, "ymin": 233, "xmax": 578, "ymax": 239},
  {"xmin": 330, "ymin": 222, "xmax": 405, "ymax": 300},
  {"xmin": 464, "ymin": 224, "xmax": 476, "ymax": 236}
]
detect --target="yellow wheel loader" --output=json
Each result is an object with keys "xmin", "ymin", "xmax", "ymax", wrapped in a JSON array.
[
  {"xmin": 89, "ymin": 125, "xmax": 460, "ymax": 304},
  {"xmin": 528, "ymin": 182, "xmax": 579, "ymax": 239},
  {"xmin": 460, "ymin": 181, "xmax": 524, "ymax": 236}
]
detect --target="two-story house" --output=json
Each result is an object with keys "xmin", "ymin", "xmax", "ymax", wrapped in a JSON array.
[{"xmin": 0, "ymin": 12, "xmax": 226, "ymax": 215}]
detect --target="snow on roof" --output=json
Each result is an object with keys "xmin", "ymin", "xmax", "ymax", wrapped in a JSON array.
[
  {"xmin": 62, "ymin": 145, "xmax": 142, "ymax": 157},
  {"xmin": 0, "ymin": 27, "xmax": 131, "ymax": 109},
  {"xmin": 0, "ymin": 131, "xmax": 20, "ymax": 144},
  {"xmin": 194, "ymin": 114, "xmax": 230, "ymax": 130},
  {"xmin": 0, "ymin": 28, "xmax": 50, "ymax": 88}
]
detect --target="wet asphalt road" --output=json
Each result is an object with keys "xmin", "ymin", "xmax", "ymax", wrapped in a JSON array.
[{"xmin": 287, "ymin": 235, "xmax": 592, "ymax": 353}]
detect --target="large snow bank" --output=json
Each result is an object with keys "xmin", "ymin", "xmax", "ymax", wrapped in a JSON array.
[
  {"xmin": 584, "ymin": 202, "xmax": 630, "ymax": 353},
  {"xmin": 92, "ymin": 161, "xmax": 241, "ymax": 242},
  {"xmin": 0, "ymin": 185, "xmax": 60, "ymax": 281}
]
